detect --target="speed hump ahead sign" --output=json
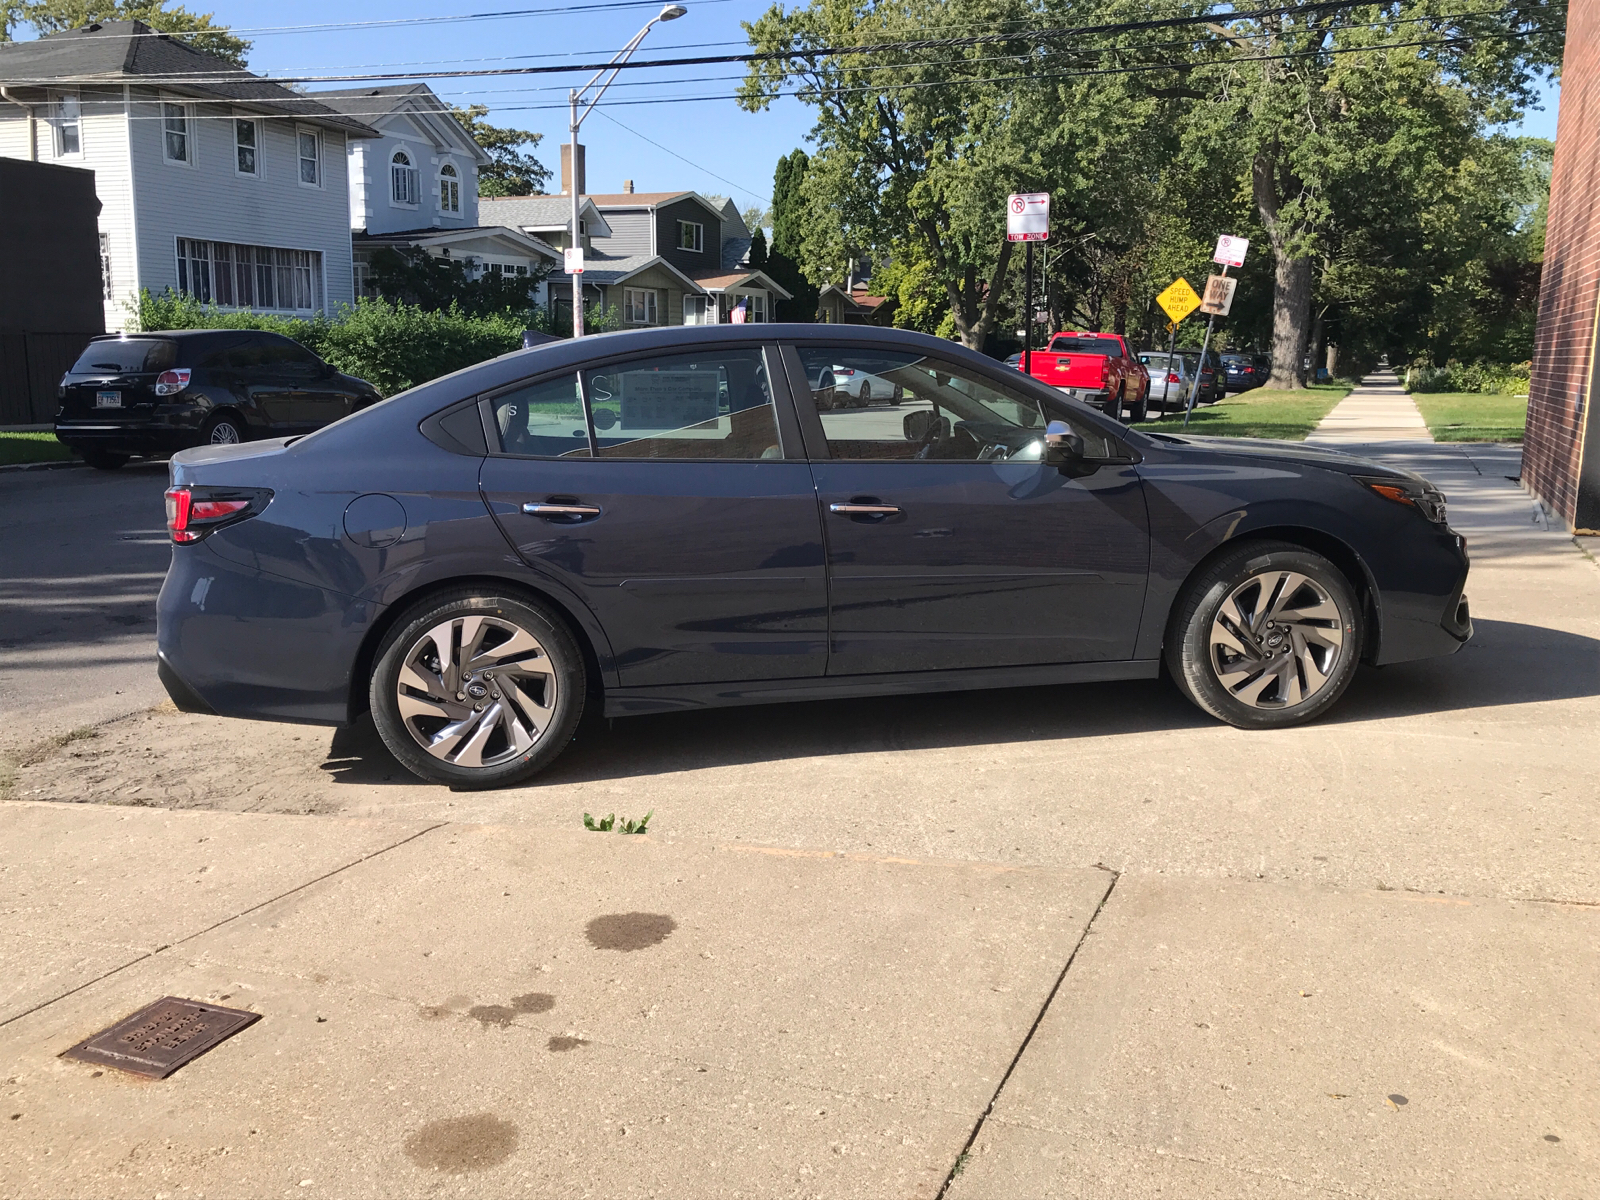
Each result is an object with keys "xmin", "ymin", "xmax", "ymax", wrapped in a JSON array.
[
  {"xmin": 1156, "ymin": 277, "xmax": 1202, "ymax": 324},
  {"xmin": 1006, "ymin": 193, "xmax": 1050, "ymax": 242}
]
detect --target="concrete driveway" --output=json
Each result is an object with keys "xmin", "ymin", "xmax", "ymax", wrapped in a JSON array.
[{"xmin": 0, "ymin": 430, "xmax": 1596, "ymax": 1197}]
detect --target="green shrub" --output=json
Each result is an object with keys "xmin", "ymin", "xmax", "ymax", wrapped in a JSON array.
[
  {"xmin": 131, "ymin": 290, "xmax": 624, "ymax": 397},
  {"xmin": 1406, "ymin": 360, "xmax": 1530, "ymax": 395}
]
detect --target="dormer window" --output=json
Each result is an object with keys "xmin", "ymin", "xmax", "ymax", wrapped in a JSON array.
[
  {"xmin": 677, "ymin": 220, "xmax": 704, "ymax": 253},
  {"xmin": 439, "ymin": 162, "xmax": 460, "ymax": 214},
  {"xmin": 391, "ymin": 149, "xmax": 419, "ymax": 206}
]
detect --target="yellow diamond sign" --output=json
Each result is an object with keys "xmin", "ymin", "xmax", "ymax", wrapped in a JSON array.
[{"xmin": 1156, "ymin": 277, "xmax": 1202, "ymax": 324}]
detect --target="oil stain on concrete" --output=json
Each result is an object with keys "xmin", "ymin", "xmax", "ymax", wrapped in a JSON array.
[
  {"xmin": 586, "ymin": 912, "xmax": 676, "ymax": 951},
  {"xmin": 466, "ymin": 1005, "xmax": 518, "ymax": 1028},
  {"xmin": 548, "ymin": 1036, "xmax": 588, "ymax": 1052},
  {"xmin": 404, "ymin": 1114, "xmax": 519, "ymax": 1174},
  {"xmin": 511, "ymin": 992, "xmax": 555, "ymax": 1013}
]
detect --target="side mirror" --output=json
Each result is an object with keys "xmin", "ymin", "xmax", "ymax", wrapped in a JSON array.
[
  {"xmin": 320, "ymin": 360, "xmax": 337, "ymax": 378},
  {"xmin": 1043, "ymin": 420, "xmax": 1083, "ymax": 464}
]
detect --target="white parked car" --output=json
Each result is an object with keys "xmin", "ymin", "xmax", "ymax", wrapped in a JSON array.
[{"xmin": 831, "ymin": 365, "xmax": 902, "ymax": 407}]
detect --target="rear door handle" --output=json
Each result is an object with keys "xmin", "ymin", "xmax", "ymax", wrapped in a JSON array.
[
  {"xmin": 829, "ymin": 503, "xmax": 900, "ymax": 516},
  {"xmin": 523, "ymin": 503, "xmax": 602, "ymax": 517}
]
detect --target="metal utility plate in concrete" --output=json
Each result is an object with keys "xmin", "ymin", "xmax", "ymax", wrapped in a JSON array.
[{"xmin": 60, "ymin": 996, "xmax": 260, "ymax": 1079}]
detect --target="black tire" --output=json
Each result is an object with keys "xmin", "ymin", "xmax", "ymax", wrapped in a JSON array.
[
  {"xmin": 859, "ymin": 381, "xmax": 873, "ymax": 405},
  {"xmin": 370, "ymin": 589, "xmax": 587, "ymax": 788},
  {"xmin": 1165, "ymin": 541, "xmax": 1363, "ymax": 730},
  {"xmin": 203, "ymin": 413, "xmax": 248, "ymax": 446},
  {"xmin": 81, "ymin": 449, "xmax": 129, "ymax": 470},
  {"xmin": 1126, "ymin": 385, "xmax": 1149, "ymax": 424},
  {"xmin": 1103, "ymin": 386, "xmax": 1124, "ymax": 418}
]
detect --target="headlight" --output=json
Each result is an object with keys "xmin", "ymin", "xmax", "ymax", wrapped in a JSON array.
[{"xmin": 1354, "ymin": 475, "xmax": 1447, "ymax": 524}]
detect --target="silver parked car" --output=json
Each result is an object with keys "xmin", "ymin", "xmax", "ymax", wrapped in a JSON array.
[{"xmin": 1137, "ymin": 352, "xmax": 1205, "ymax": 413}]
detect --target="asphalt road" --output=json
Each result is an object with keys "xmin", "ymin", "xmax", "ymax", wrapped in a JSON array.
[{"xmin": 0, "ymin": 461, "xmax": 172, "ymax": 753}]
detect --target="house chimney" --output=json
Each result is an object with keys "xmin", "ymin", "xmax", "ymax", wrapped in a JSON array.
[
  {"xmin": 622, "ymin": 179, "xmax": 634, "ymax": 194},
  {"xmin": 560, "ymin": 143, "xmax": 586, "ymax": 196}
]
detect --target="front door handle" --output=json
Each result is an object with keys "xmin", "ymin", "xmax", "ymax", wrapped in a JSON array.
[
  {"xmin": 523, "ymin": 502, "xmax": 602, "ymax": 518},
  {"xmin": 829, "ymin": 503, "xmax": 901, "ymax": 516}
]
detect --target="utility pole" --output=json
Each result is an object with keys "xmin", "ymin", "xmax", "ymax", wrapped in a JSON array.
[{"xmin": 567, "ymin": 4, "xmax": 686, "ymax": 337}]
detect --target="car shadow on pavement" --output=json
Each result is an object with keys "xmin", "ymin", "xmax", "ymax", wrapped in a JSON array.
[
  {"xmin": 1328, "ymin": 618, "xmax": 1600, "ymax": 723},
  {"xmin": 314, "ymin": 619, "xmax": 1598, "ymax": 787}
]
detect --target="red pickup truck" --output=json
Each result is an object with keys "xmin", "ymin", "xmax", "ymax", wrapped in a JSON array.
[{"xmin": 1014, "ymin": 331, "xmax": 1151, "ymax": 421}]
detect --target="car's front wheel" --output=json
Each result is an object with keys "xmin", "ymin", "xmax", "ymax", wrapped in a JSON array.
[
  {"xmin": 1166, "ymin": 542, "xmax": 1362, "ymax": 729},
  {"xmin": 370, "ymin": 590, "xmax": 586, "ymax": 788}
]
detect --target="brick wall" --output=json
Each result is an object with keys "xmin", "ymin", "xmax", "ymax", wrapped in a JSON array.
[{"xmin": 1525, "ymin": 0, "xmax": 1600, "ymax": 531}]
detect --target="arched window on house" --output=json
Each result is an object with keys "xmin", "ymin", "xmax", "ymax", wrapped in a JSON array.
[
  {"xmin": 439, "ymin": 162, "xmax": 460, "ymax": 214},
  {"xmin": 391, "ymin": 149, "xmax": 419, "ymax": 206}
]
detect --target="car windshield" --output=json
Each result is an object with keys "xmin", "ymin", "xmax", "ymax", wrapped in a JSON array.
[
  {"xmin": 1139, "ymin": 353, "xmax": 1179, "ymax": 370},
  {"xmin": 1048, "ymin": 336, "xmax": 1116, "ymax": 354},
  {"xmin": 70, "ymin": 338, "xmax": 177, "ymax": 374}
]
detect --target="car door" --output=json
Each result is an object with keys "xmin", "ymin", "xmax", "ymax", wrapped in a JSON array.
[
  {"xmin": 266, "ymin": 336, "xmax": 346, "ymax": 430},
  {"xmin": 478, "ymin": 343, "xmax": 829, "ymax": 688},
  {"xmin": 231, "ymin": 336, "xmax": 299, "ymax": 431},
  {"xmin": 785, "ymin": 342, "xmax": 1151, "ymax": 675}
]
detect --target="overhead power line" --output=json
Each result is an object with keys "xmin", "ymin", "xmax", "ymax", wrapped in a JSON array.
[
  {"xmin": 100, "ymin": 28, "xmax": 1550, "ymax": 122},
  {"xmin": 14, "ymin": 0, "xmax": 1549, "ymax": 86}
]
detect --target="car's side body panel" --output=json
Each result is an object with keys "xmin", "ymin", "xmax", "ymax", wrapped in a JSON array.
[{"xmin": 154, "ymin": 324, "xmax": 1471, "ymax": 736}]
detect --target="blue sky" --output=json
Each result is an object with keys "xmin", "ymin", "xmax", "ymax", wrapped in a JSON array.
[{"xmin": 206, "ymin": 0, "xmax": 1562, "ymax": 212}]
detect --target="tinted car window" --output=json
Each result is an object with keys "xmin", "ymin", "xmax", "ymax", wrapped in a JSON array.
[
  {"xmin": 796, "ymin": 347, "xmax": 1115, "ymax": 461},
  {"xmin": 585, "ymin": 349, "xmax": 779, "ymax": 460},
  {"xmin": 70, "ymin": 338, "xmax": 176, "ymax": 374},
  {"xmin": 1048, "ymin": 336, "xmax": 1120, "ymax": 355},
  {"xmin": 490, "ymin": 373, "xmax": 591, "ymax": 458}
]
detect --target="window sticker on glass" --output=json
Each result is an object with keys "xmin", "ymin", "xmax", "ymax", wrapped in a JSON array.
[
  {"xmin": 616, "ymin": 368, "xmax": 721, "ymax": 434},
  {"xmin": 588, "ymin": 350, "xmax": 779, "ymax": 460}
]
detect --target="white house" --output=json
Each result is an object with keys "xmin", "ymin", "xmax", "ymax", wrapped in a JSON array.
[
  {"xmin": 0, "ymin": 20, "xmax": 375, "ymax": 331},
  {"xmin": 313, "ymin": 85, "xmax": 561, "ymax": 300}
]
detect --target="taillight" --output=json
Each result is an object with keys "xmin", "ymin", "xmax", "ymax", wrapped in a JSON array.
[
  {"xmin": 155, "ymin": 369, "xmax": 192, "ymax": 397},
  {"xmin": 164, "ymin": 485, "xmax": 267, "ymax": 544},
  {"xmin": 1168, "ymin": 371, "xmax": 1181, "ymax": 383}
]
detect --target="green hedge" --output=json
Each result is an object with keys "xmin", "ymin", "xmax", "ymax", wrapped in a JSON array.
[
  {"xmin": 1405, "ymin": 360, "xmax": 1530, "ymax": 395},
  {"xmin": 134, "ymin": 291, "xmax": 619, "ymax": 396}
]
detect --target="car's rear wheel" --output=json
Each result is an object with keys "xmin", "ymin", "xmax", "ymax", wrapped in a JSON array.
[
  {"xmin": 1104, "ymin": 385, "xmax": 1124, "ymax": 418},
  {"xmin": 370, "ymin": 591, "xmax": 586, "ymax": 788},
  {"xmin": 1166, "ymin": 542, "xmax": 1362, "ymax": 729},
  {"xmin": 204, "ymin": 413, "xmax": 247, "ymax": 445},
  {"xmin": 81, "ymin": 449, "xmax": 129, "ymax": 470},
  {"xmin": 858, "ymin": 381, "xmax": 873, "ymax": 405},
  {"xmin": 1126, "ymin": 385, "xmax": 1149, "ymax": 424}
]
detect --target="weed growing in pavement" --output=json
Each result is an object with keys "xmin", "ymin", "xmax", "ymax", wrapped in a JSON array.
[{"xmin": 583, "ymin": 810, "xmax": 652, "ymax": 835}]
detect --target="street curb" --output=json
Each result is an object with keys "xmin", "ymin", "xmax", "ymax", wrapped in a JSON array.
[{"xmin": 0, "ymin": 458, "xmax": 87, "ymax": 473}]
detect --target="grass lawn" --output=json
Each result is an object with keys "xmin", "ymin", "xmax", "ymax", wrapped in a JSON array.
[
  {"xmin": 1131, "ymin": 382, "xmax": 1352, "ymax": 441},
  {"xmin": 0, "ymin": 431, "xmax": 75, "ymax": 467},
  {"xmin": 1410, "ymin": 391, "xmax": 1527, "ymax": 442}
]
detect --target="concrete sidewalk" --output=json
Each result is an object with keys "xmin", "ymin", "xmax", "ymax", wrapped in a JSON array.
[{"xmin": 1305, "ymin": 370, "xmax": 1433, "ymax": 444}]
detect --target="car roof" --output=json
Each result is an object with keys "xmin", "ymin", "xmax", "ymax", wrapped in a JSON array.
[{"xmin": 310, "ymin": 322, "xmax": 1140, "ymax": 448}]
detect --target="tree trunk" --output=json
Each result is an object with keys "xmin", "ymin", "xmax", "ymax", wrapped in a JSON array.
[
  {"xmin": 1113, "ymin": 300, "xmax": 1128, "ymax": 336},
  {"xmin": 1253, "ymin": 151, "xmax": 1312, "ymax": 389},
  {"xmin": 1325, "ymin": 341, "xmax": 1339, "ymax": 378}
]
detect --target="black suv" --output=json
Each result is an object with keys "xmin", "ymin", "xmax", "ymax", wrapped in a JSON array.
[{"xmin": 55, "ymin": 330, "xmax": 381, "ymax": 469}]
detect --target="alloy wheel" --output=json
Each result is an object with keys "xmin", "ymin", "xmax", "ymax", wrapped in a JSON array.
[
  {"xmin": 209, "ymin": 421, "xmax": 241, "ymax": 445},
  {"xmin": 1208, "ymin": 570, "xmax": 1347, "ymax": 709},
  {"xmin": 395, "ymin": 615, "xmax": 557, "ymax": 768}
]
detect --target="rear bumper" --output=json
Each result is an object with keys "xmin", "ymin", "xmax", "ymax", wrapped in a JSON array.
[
  {"xmin": 56, "ymin": 410, "xmax": 208, "ymax": 456},
  {"xmin": 157, "ymin": 541, "xmax": 378, "ymax": 726}
]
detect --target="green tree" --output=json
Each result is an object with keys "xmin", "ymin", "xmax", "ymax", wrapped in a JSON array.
[
  {"xmin": 765, "ymin": 147, "xmax": 818, "ymax": 321},
  {"xmin": 4, "ymin": 0, "xmax": 248, "ymax": 64},
  {"xmin": 449, "ymin": 105, "xmax": 552, "ymax": 197},
  {"xmin": 741, "ymin": 204, "xmax": 770, "ymax": 234},
  {"xmin": 748, "ymin": 227, "xmax": 769, "ymax": 267},
  {"xmin": 1180, "ymin": 2, "xmax": 1564, "ymax": 386},
  {"xmin": 366, "ymin": 245, "xmax": 550, "ymax": 318}
]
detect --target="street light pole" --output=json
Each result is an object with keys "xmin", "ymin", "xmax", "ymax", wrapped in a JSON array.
[{"xmin": 568, "ymin": 3, "xmax": 686, "ymax": 338}]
